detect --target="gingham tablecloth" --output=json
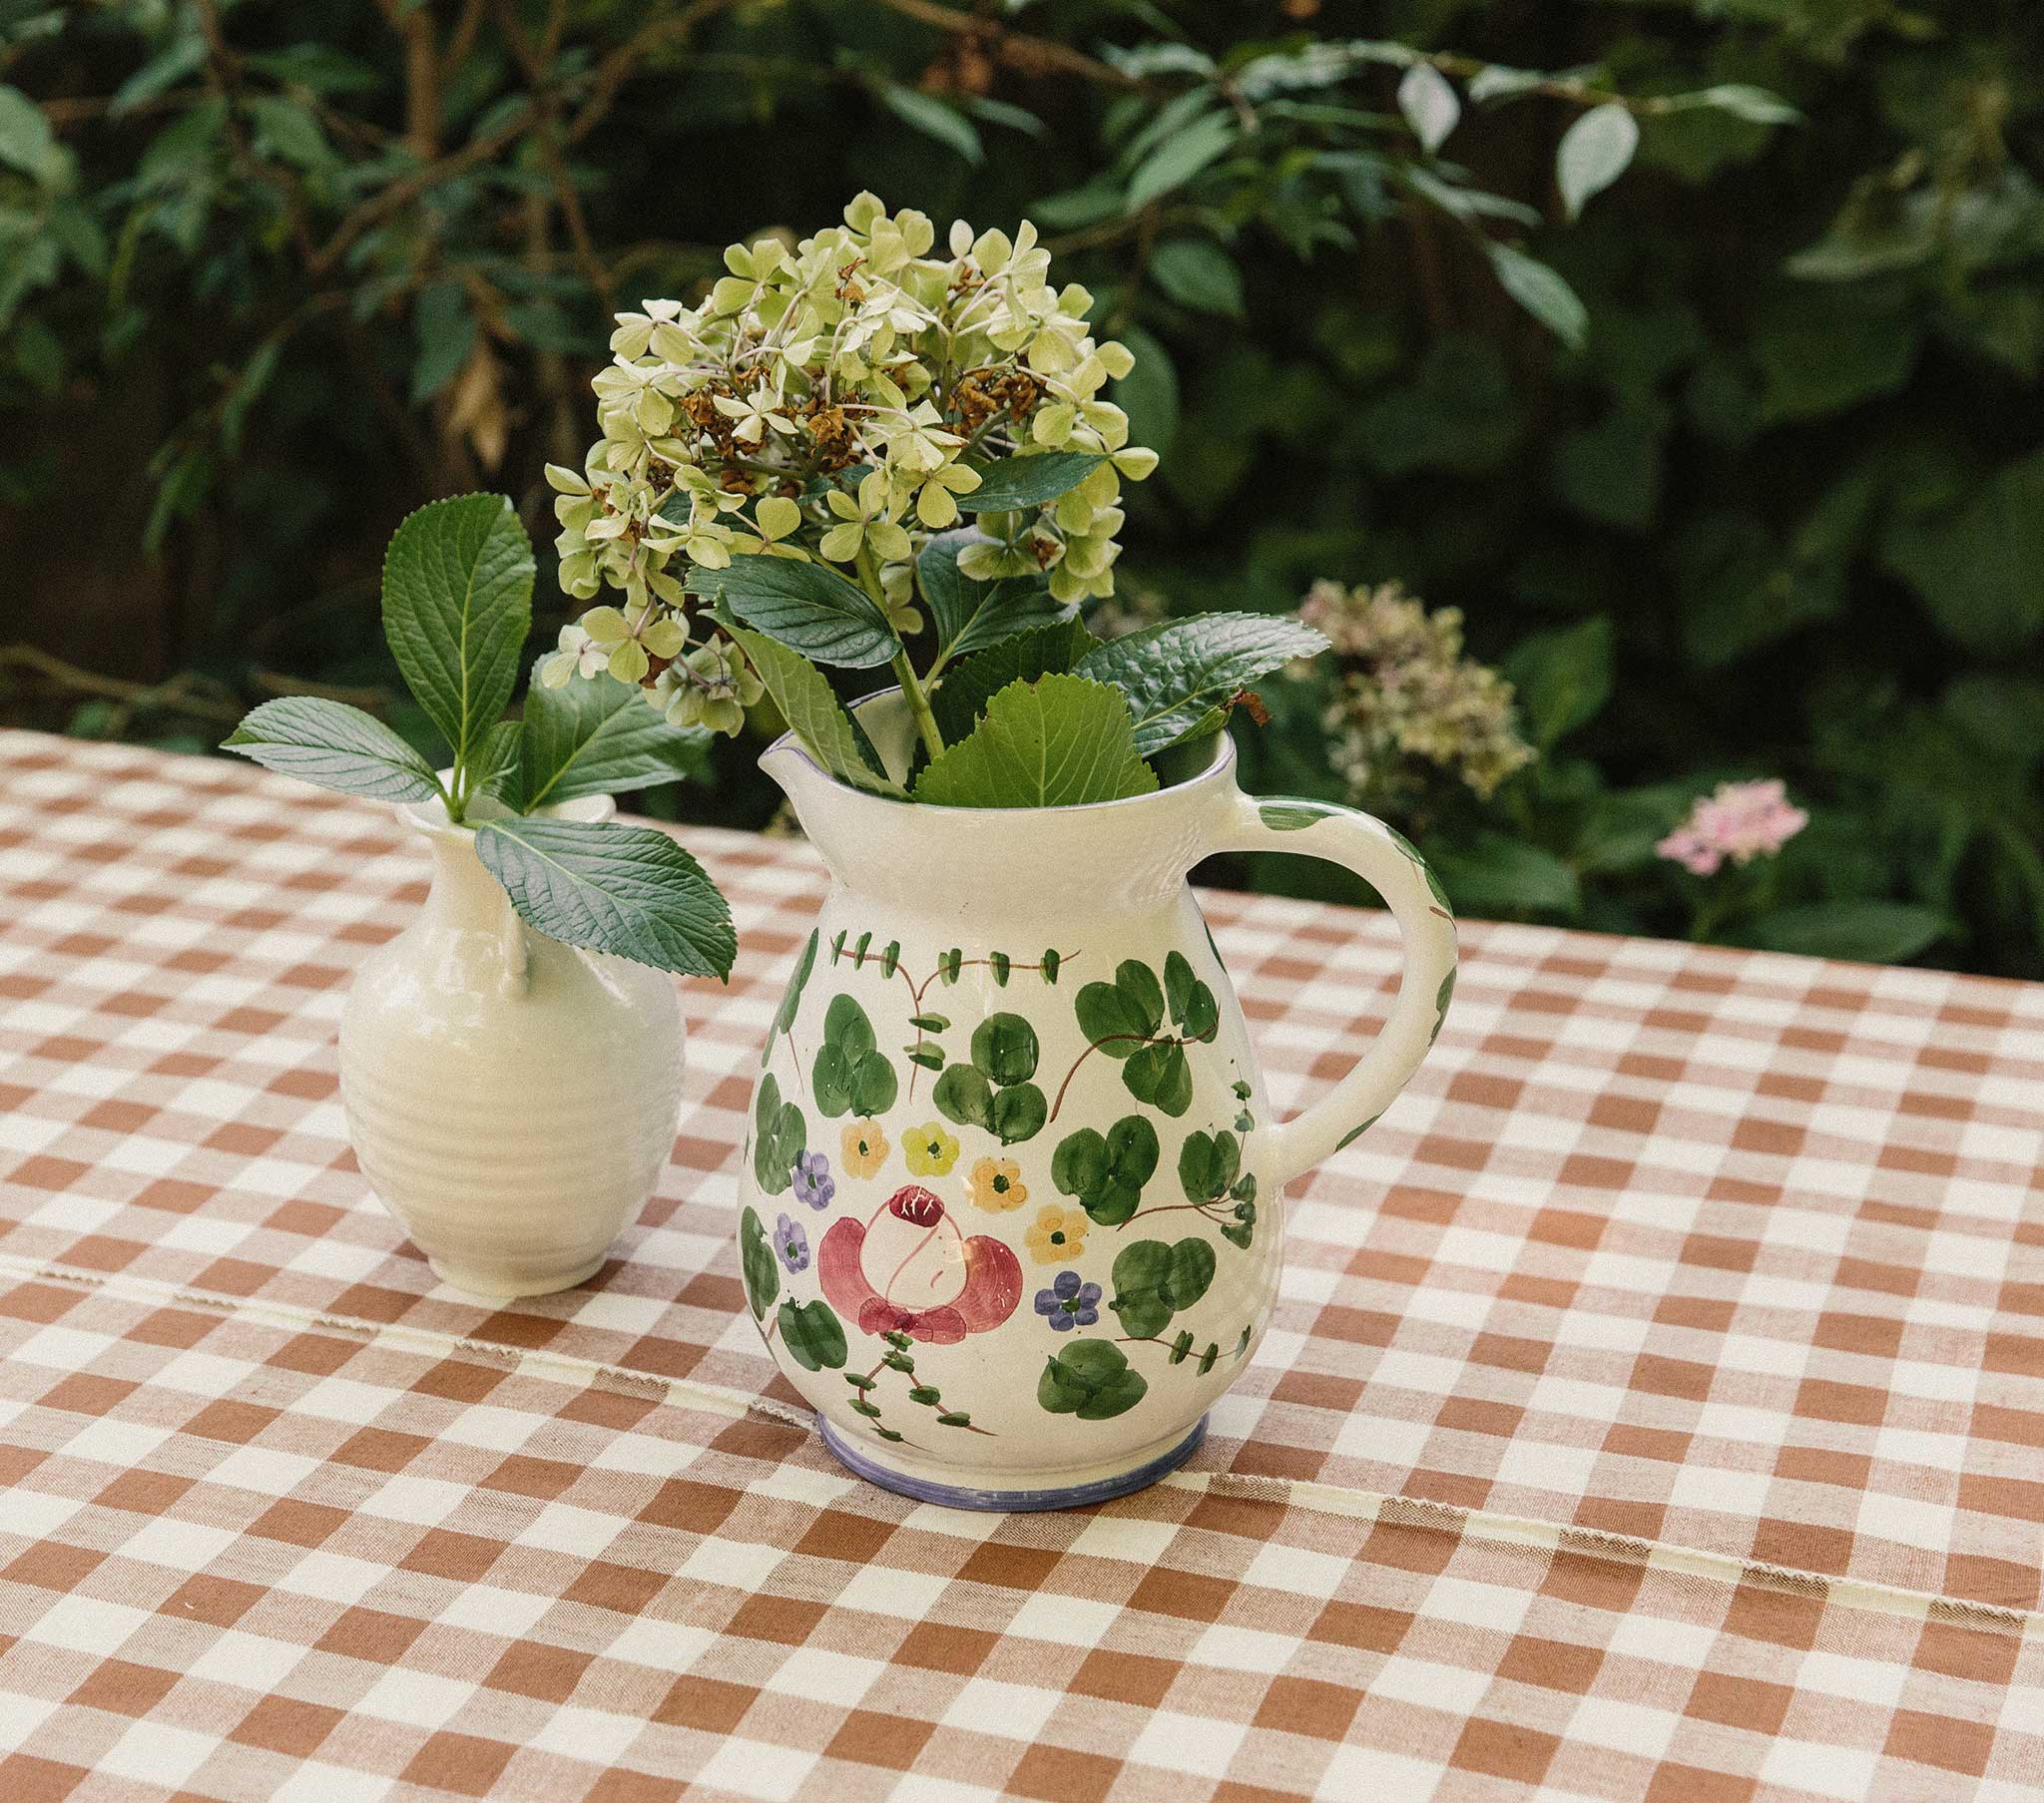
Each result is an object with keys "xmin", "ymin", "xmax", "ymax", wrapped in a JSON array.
[{"xmin": 0, "ymin": 729, "xmax": 2038, "ymax": 1803}]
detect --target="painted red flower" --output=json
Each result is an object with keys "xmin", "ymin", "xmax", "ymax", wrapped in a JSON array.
[{"xmin": 818, "ymin": 1184, "xmax": 1022, "ymax": 1345}]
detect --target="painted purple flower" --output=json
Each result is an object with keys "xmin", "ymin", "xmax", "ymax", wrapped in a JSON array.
[
  {"xmin": 791, "ymin": 1149, "xmax": 835, "ymax": 1212},
  {"xmin": 1033, "ymin": 1269, "xmax": 1101, "ymax": 1332},
  {"xmin": 774, "ymin": 1212, "xmax": 809, "ymax": 1274}
]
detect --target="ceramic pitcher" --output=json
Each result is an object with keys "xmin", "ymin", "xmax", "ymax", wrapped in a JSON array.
[
  {"xmin": 339, "ymin": 788, "xmax": 685, "ymax": 1299},
  {"xmin": 738, "ymin": 708, "xmax": 1457, "ymax": 1510}
]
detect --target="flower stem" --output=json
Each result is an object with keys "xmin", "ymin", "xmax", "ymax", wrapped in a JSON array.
[{"xmin": 854, "ymin": 545, "xmax": 944, "ymax": 764}]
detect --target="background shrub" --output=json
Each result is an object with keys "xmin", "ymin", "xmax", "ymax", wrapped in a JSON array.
[{"xmin": 4, "ymin": 0, "xmax": 2039, "ymax": 975}]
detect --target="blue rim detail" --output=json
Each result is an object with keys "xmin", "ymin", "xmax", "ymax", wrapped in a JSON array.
[{"xmin": 816, "ymin": 1416, "xmax": 1207, "ymax": 1513}]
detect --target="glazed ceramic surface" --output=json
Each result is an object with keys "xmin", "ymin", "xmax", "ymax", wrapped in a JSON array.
[
  {"xmin": 739, "ymin": 706, "xmax": 1457, "ymax": 1509},
  {"xmin": 339, "ymin": 789, "xmax": 684, "ymax": 1299}
]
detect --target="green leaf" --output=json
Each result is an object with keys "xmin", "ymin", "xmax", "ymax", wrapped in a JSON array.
[
  {"xmin": 1178, "ymin": 1129, "xmax": 1240, "ymax": 1203},
  {"xmin": 1556, "ymin": 104, "xmax": 1638, "ymax": 221},
  {"xmin": 411, "ymin": 281, "xmax": 476, "ymax": 405},
  {"xmin": 720, "ymin": 620, "xmax": 905, "ymax": 797},
  {"xmin": 989, "ymin": 1084, "xmax": 1047, "ymax": 1144},
  {"xmin": 1038, "ymin": 1341, "xmax": 1148, "ymax": 1420},
  {"xmin": 474, "ymin": 817, "xmax": 736, "ymax": 978},
  {"xmin": 930, "ymin": 618, "xmax": 1097, "ymax": 745},
  {"xmin": 472, "ymin": 718, "xmax": 523, "ymax": 803},
  {"xmin": 1486, "ymin": 244, "xmax": 1587, "ymax": 351},
  {"xmin": 1076, "ymin": 613, "xmax": 1328, "ymax": 756},
  {"xmin": 1397, "ymin": 62, "xmax": 1460, "ymax": 153},
  {"xmin": 957, "ymin": 452, "xmax": 1106, "ymax": 514},
  {"xmin": 1686, "ymin": 83, "xmax": 1800, "ymax": 126},
  {"xmin": 518, "ymin": 661, "xmax": 709, "ymax": 809},
  {"xmin": 932, "ymin": 1063, "xmax": 993, "ymax": 1130},
  {"xmin": 1076, "ymin": 959, "xmax": 1165, "ymax": 1050},
  {"xmin": 1052, "ymin": 1115, "xmax": 1160, "ymax": 1225},
  {"xmin": 381, "ymin": 494, "xmax": 535, "ymax": 776},
  {"xmin": 1112, "ymin": 325, "xmax": 1179, "ymax": 458},
  {"xmin": 917, "ymin": 531, "xmax": 1068, "ymax": 663},
  {"xmin": 1148, "ymin": 239, "xmax": 1245, "ymax": 318},
  {"xmin": 1503, "ymin": 619, "xmax": 1614, "ymax": 748},
  {"xmin": 771, "ymin": 930, "xmax": 820, "ymax": 1045},
  {"xmin": 740, "ymin": 1206, "xmax": 778, "ymax": 1320},
  {"xmin": 687, "ymin": 557, "xmax": 899, "ymax": 670},
  {"xmin": 777, "ymin": 1298, "xmax": 847, "ymax": 1371},
  {"xmin": 1123, "ymin": 1042, "xmax": 1193, "ymax": 1117},
  {"xmin": 813, "ymin": 994, "xmax": 897, "ymax": 1117},
  {"xmin": 1127, "ymin": 110, "xmax": 1236, "ymax": 209},
  {"xmin": 971, "ymin": 1013, "xmax": 1039, "ymax": 1085},
  {"xmin": 223, "ymin": 697, "xmax": 442, "ymax": 803},
  {"xmin": 1110, "ymin": 1237, "xmax": 1216, "ymax": 1339},
  {"xmin": 880, "ymin": 85, "xmax": 981, "ymax": 164},
  {"xmin": 914, "ymin": 675, "xmax": 1158, "ymax": 810},
  {"xmin": 1879, "ymin": 452, "xmax": 2044, "ymax": 654},
  {"xmin": 0, "ymin": 84, "xmax": 65, "ymax": 185},
  {"xmin": 1746, "ymin": 903, "xmax": 1952, "ymax": 965},
  {"xmin": 753, "ymin": 1073, "xmax": 807, "ymax": 1192},
  {"xmin": 1164, "ymin": 950, "xmax": 1218, "ymax": 1040}
]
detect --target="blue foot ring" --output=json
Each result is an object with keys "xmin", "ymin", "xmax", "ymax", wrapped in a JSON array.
[{"xmin": 816, "ymin": 1416, "xmax": 1208, "ymax": 1512}]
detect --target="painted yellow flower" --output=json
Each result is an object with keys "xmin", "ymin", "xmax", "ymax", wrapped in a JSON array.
[
  {"xmin": 1024, "ymin": 1204, "xmax": 1087, "ymax": 1266},
  {"xmin": 966, "ymin": 1156, "xmax": 1027, "ymax": 1213},
  {"xmin": 841, "ymin": 1119, "xmax": 888, "ymax": 1178},
  {"xmin": 902, "ymin": 1122, "xmax": 960, "ymax": 1177}
]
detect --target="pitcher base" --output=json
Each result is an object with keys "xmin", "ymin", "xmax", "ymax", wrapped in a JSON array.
[{"xmin": 816, "ymin": 1416, "xmax": 1207, "ymax": 1512}]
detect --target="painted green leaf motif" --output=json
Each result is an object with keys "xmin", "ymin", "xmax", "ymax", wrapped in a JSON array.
[
  {"xmin": 1258, "ymin": 800, "xmax": 1332, "ymax": 831},
  {"xmin": 958, "ymin": 450, "xmax": 1105, "ymax": 512},
  {"xmin": 1164, "ymin": 950, "xmax": 1219, "ymax": 1041},
  {"xmin": 223, "ymin": 696, "xmax": 442, "ymax": 802},
  {"xmin": 1337, "ymin": 1114, "xmax": 1382, "ymax": 1150},
  {"xmin": 1123, "ymin": 1042, "xmax": 1193, "ymax": 1117},
  {"xmin": 769, "ymin": 929, "xmax": 820, "ymax": 1053},
  {"xmin": 518, "ymin": 657, "xmax": 711, "ymax": 809},
  {"xmin": 753, "ymin": 1073, "xmax": 807, "ymax": 1194},
  {"xmin": 913, "ymin": 675, "xmax": 1158, "ymax": 810},
  {"xmin": 381, "ymin": 494, "xmax": 535, "ymax": 771},
  {"xmin": 1038, "ymin": 1340, "xmax": 1148, "ymax": 1420},
  {"xmin": 739, "ymin": 1206, "xmax": 779, "ymax": 1321},
  {"xmin": 1432, "ymin": 968, "xmax": 1456, "ymax": 1046},
  {"xmin": 1111, "ymin": 1236, "xmax": 1217, "ymax": 1339},
  {"xmin": 929, "ymin": 616, "xmax": 1097, "ymax": 746},
  {"xmin": 1178, "ymin": 1128, "xmax": 1241, "ymax": 1202},
  {"xmin": 1052, "ymin": 1115, "xmax": 1160, "ymax": 1225},
  {"xmin": 1076, "ymin": 960, "xmax": 1165, "ymax": 1051},
  {"xmin": 718, "ymin": 619, "xmax": 904, "ymax": 797},
  {"xmin": 812, "ymin": 993, "xmax": 898, "ymax": 1118},
  {"xmin": 475, "ymin": 817, "xmax": 737, "ymax": 978},
  {"xmin": 972, "ymin": 1013, "xmax": 1039, "ymax": 1085},
  {"xmin": 777, "ymin": 1298, "xmax": 847, "ymax": 1372},
  {"xmin": 687, "ymin": 555, "xmax": 900, "ymax": 669},
  {"xmin": 932, "ymin": 1062, "xmax": 993, "ymax": 1130},
  {"xmin": 1076, "ymin": 614, "xmax": 1328, "ymax": 756},
  {"xmin": 989, "ymin": 1083, "xmax": 1047, "ymax": 1144}
]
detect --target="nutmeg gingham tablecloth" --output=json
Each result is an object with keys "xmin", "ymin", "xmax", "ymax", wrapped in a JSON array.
[{"xmin": 0, "ymin": 727, "xmax": 2038, "ymax": 1803}]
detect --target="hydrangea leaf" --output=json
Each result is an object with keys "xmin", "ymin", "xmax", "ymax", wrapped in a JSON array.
[
  {"xmin": 917, "ymin": 529, "xmax": 1070, "ymax": 662},
  {"xmin": 223, "ymin": 696, "xmax": 442, "ymax": 802},
  {"xmin": 913, "ymin": 674, "xmax": 1158, "ymax": 810},
  {"xmin": 719, "ymin": 619, "xmax": 906, "ymax": 798},
  {"xmin": 956, "ymin": 451, "xmax": 1106, "ymax": 512},
  {"xmin": 380, "ymin": 494, "xmax": 534, "ymax": 771},
  {"xmin": 685, "ymin": 556, "xmax": 899, "ymax": 669},
  {"xmin": 930, "ymin": 617, "xmax": 1098, "ymax": 745},
  {"xmin": 474, "ymin": 816, "xmax": 736, "ymax": 978},
  {"xmin": 1076, "ymin": 614, "xmax": 1328, "ymax": 756},
  {"xmin": 518, "ymin": 658, "xmax": 711, "ymax": 808}
]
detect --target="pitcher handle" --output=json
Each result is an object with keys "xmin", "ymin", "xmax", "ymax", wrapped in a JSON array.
[{"xmin": 1208, "ymin": 794, "xmax": 1458, "ymax": 1190}]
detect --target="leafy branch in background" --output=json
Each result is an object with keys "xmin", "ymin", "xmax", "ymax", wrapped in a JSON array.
[
  {"xmin": 4, "ymin": 2, "xmax": 2038, "ymax": 973},
  {"xmin": 225, "ymin": 495, "xmax": 733, "ymax": 978}
]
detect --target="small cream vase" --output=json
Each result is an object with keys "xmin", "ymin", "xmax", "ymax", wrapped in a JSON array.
[{"xmin": 338, "ymin": 790, "xmax": 684, "ymax": 1299}]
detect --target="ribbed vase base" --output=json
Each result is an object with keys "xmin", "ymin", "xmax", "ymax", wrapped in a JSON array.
[{"xmin": 426, "ymin": 1251, "xmax": 606, "ymax": 1301}]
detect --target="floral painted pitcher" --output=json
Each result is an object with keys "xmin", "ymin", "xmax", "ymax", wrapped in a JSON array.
[{"xmin": 738, "ymin": 710, "xmax": 1457, "ymax": 1510}]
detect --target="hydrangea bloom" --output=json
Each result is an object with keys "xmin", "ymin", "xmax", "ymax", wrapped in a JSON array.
[
  {"xmin": 1657, "ymin": 779, "xmax": 1808, "ymax": 876},
  {"xmin": 1296, "ymin": 580, "xmax": 1534, "ymax": 811},
  {"xmin": 551, "ymin": 195, "xmax": 1156, "ymax": 729}
]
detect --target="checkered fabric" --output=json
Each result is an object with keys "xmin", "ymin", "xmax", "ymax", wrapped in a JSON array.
[{"xmin": 0, "ymin": 728, "xmax": 2037, "ymax": 1803}]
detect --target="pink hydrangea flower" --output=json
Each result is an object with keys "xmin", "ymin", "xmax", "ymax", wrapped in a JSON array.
[{"xmin": 1657, "ymin": 779, "xmax": 1808, "ymax": 877}]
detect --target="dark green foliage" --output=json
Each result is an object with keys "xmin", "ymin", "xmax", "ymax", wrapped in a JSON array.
[{"xmin": 8, "ymin": 2, "xmax": 2040, "ymax": 974}]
